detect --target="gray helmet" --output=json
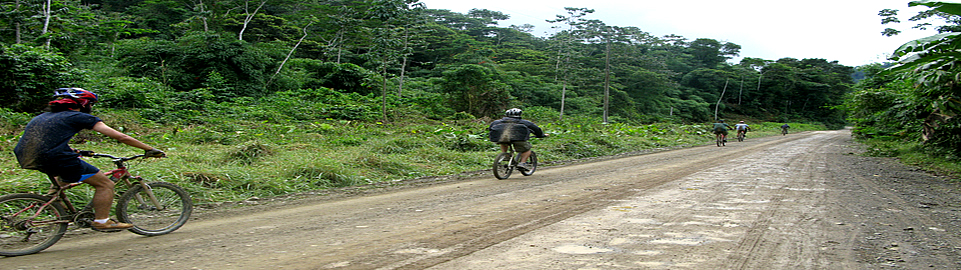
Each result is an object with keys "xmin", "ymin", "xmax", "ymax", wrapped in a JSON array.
[{"xmin": 505, "ymin": 108, "xmax": 522, "ymax": 118}]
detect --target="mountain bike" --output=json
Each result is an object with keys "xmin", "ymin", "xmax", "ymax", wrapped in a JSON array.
[
  {"xmin": 0, "ymin": 151, "xmax": 192, "ymax": 256},
  {"xmin": 715, "ymin": 133, "xmax": 726, "ymax": 147},
  {"xmin": 736, "ymin": 130, "xmax": 746, "ymax": 142},
  {"xmin": 492, "ymin": 144, "xmax": 538, "ymax": 180},
  {"xmin": 782, "ymin": 128, "xmax": 789, "ymax": 136}
]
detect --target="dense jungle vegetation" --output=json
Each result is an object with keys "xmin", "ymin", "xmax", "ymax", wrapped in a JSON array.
[{"xmin": 0, "ymin": 0, "xmax": 956, "ymax": 202}]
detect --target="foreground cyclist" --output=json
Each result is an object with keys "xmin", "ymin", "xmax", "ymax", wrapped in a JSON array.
[
  {"xmin": 13, "ymin": 88, "xmax": 165, "ymax": 231},
  {"xmin": 488, "ymin": 108, "xmax": 547, "ymax": 171}
]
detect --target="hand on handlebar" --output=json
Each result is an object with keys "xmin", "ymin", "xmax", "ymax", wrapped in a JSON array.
[{"xmin": 145, "ymin": 148, "xmax": 166, "ymax": 158}]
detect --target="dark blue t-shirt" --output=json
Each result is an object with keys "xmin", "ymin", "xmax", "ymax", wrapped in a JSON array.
[
  {"xmin": 14, "ymin": 111, "xmax": 101, "ymax": 170},
  {"xmin": 488, "ymin": 117, "xmax": 545, "ymax": 143}
]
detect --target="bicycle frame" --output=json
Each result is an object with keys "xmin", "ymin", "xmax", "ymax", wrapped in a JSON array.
[
  {"xmin": 23, "ymin": 154, "xmax": 152, "ymax": 228},
  {"xmin": 101, "ymin": 156, "xmax": 163, "ymax": 212},
  {"xmin": 503, "ymin": 144, "xmax": 519, "ymax": 168},
  {"xmin": 8, "ymin": 177, "xmax": 89, "ymax": 230}
]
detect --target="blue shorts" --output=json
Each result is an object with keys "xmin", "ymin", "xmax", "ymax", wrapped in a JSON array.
[{"xmin": 42, "ymin": 159, "xmax": 100, "ymax": 183}]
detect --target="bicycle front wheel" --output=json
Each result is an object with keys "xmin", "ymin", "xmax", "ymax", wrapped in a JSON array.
[
  {"xmin": 520, "ymin": 151, "xmax": 537, "ymax": 176},
  {"xmin": 493, "ymin": 152, "xmax": 513, "ymax": 180},
  {"xmin": 117, "ymin": 182, "xmax": 192, "ymax": 236},
  {"xmin": 0, "ymin": 194, "xmax": 68, "ymax": 256}
]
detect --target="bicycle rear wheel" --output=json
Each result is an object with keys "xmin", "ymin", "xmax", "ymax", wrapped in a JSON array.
[
  {"xmin": 520, "ymin": 151, "xmax": 537, "ymax": 176},
  {"xmin": 117, "ymin": 182, "xmax": 192, "ymax": 236},
  {"xmin": 0, "ymin": 193, "xmax": 68, "ymax": 256},
  {"xmin": 493, "ymin": 152, "xmax": 513, "ymax": 180},
  {"xmin": 737, "ymin": 132, "xmax": 744, "ymax": 142}
]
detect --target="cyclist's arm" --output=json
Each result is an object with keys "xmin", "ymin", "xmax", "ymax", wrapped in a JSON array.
[
  {"xmin": 525, "ymin": 121, "xmax": 547, "ymax": 138},
  {"xmin": 91, "ymin": 122, "xmax": 155, "ymax": 151}
]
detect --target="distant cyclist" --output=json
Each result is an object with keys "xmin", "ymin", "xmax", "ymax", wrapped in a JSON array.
[
  {"xmin": 488, "ymin": 108, "xmax": 547, "ymax": 171},
  {"xmin": 712, "ymin": 119, "xmax": 731, "ymax": 142},
  {"xmin": 734, "ymin": 121, "xmax": 750, "ymax": 138},
  {"xmin": 781, "ymin": 123, "xmax": 790, "ymax": 135}
]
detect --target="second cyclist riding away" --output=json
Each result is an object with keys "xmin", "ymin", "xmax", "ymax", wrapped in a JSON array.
[{"xmin": 488, "ymin": 108, "xmax": 548, "ymax": 178}]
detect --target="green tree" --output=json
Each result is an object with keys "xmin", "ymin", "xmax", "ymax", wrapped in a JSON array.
[
  {"xmin": 0, "ymin": 44, "xmax": 82, "ymax": 112},
  {"xmin": 441, "ymin": 64, "xmax": 510, "ymax": 118},
  {"xmin": 880, "ymin": 0, "xmax": 961, "ymax": 153},
  {"xmin": 116, "ymin": 32, "xmax": 277, "ymax": 96},
  {"xmin": 546, "ymin": 7, "xmax": 593, "ymax": 120},
  {"xmin": 688, "ymin": 38, "xmax": 740, "ymax": 69}
]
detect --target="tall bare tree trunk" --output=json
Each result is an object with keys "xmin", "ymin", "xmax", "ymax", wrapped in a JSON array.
[
  {"xmin": 42, "ymin": 0, "xmax": 51, "ymax": 47},
  {"xmin": 199, "ymin": 0, "xmax": 209, "ymax": 32},
  {"xmin": 239, "ymin": 0, "xmax": 266, "ymax": 41},
  {"xmin": 738, "ymin": 76, "xmax": 744, "ymax": 105},
  {"xmin": 602, "ymin": 40, "xmax": 611, "ymax": 124},
  {"xmin": 714, "ymin": 79, "xmax": 729, "ymax": 120},
  {"xmin": 381, "ymin": 60, "xmax": 389, "ymax": 123},
  {"xmin": 398, "ymin": 28, "xmax": 410, "ymax": 98},
  {"xmin": 559, "ymin": 80, "xmax": 567, "ymax": 121},
  {"xmin": 14, "ymin": 0, "xmax": 21, "ymax": 44},
  {"xmin": 268, "ymin": 22, "xmax": 312, "ymax": 87}
]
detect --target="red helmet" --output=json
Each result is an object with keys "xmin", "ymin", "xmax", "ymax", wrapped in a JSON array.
[{"xmin": 51, "ymin": 88, "xmax": 98, "ymax": 107}]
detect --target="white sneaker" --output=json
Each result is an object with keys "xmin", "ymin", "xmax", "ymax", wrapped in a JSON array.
[{"xmin": 517, "ymin": 162, "xmax": 532, "ymax": 171}]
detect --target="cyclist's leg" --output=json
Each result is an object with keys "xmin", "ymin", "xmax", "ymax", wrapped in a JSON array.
[
  {"xmin": 48, "ymin": 159, "xmax": 108, "ymax": 218},
  {"xmin": 514, "ymin": 141, "xmax": 533, "ymax": 163},
  {"xmin": 499, "ymin": 143, "xmax": 510, "ymax": 153},
  {"xmin": 82, "ymin": 172, "xmax": 115, "ymax": 220}
]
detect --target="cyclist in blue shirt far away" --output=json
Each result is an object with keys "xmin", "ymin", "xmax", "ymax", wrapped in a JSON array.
[{"xmin": 734, "ymin": 121, "xmax": 750, "ymax": 138}]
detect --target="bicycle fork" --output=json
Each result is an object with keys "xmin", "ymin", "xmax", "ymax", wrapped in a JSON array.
[{"xmin": 129, "ymin": 177, "xmax": 164, "ymax": 211}]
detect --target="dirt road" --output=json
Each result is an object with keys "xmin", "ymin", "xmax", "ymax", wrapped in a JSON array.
[{"xmin": 4, "ymin": 129, "xmax": 961, "ymax": 269}]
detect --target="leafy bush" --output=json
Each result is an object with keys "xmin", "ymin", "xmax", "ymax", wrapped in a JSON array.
[{"xmin": 0, "ymin": 44, "xmax": 84, "ymax": 112}]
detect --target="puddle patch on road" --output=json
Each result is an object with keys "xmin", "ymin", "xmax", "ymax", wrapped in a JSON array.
[
  {"xmin": 552, "ymin": 244, "xmax": 614, "ymax": 254},
  {"xmin": 394, "ymin": 247, "xmax": 442, "ymax": 254},
  {"xmin": 623, "ymin": 218, "xmax": 662, "ymax": 225},
  {"xmin": 649, "ymin": 237, "xmax": 707, "ymax": 246},
  {"xmin": 634, "ymin": 250, "xmax": 664, "ymax": 256}
]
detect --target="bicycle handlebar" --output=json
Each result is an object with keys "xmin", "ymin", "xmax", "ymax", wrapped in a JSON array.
[{"xmin": 78, "ymin": 150, "xmax": 147, "ymax": 162}]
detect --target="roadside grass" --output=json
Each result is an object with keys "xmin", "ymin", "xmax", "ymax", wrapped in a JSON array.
[
  {"xmin": 860, "ymin": 138, "xmax": 961, "ymax": 180},
  {"xmin": 0, "ymin": 110, "xmax": 827, "ymax": 205}
]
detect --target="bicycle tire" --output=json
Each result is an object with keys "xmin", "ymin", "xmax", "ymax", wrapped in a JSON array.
[
  {"xmin": 0, "ymin": 193, "xmax": 68, "ymax": 256},
  {"xmin": 716, "ymin": 135, "xmax": 722, "ymax": 147},
  {"xmin": 520, "ymin": 151, "xmax": 537, "ymax": 176},
  {"xmin": 117, "ymin": 182, "xmax": 192, "ymax": 236},
  {"xmin": 493, "ymin": 152, "xmax": 513, "ymax": 180},
  {"xmin": 737, "ymin": 133, "xmax": 744, "ymax": 142}
]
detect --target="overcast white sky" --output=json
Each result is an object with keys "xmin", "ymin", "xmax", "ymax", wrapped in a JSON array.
[{"xmin": 418, "ymin": 0, "xmax": 938, "ymax": 67}]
